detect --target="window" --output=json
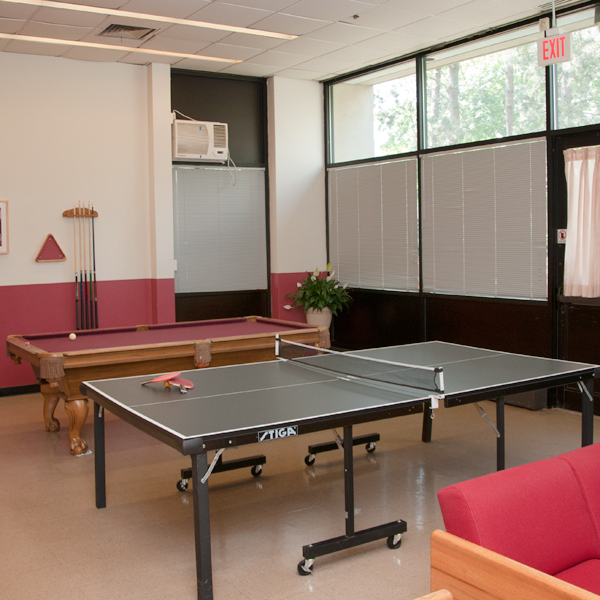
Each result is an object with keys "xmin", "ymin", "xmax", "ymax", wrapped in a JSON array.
[
  {"xmin": 330, "ymin": 61, "xmax": 417, "ymax": 163},
  {"xmin": 555, "ymin": 9, "xmax": 600, "ymax": 130},
  {"xmin": 421, "ymin": 139, "xmax": 548, "ymax": 300},
  {"xmin": 426, "ymin": 26, "xmax": 546, "ymax": 148},
  {"xmin": 328, "ymin": 158, "xmax": 419, "ymax": 291},
  {"xmin": 172, "ymin": 165, "xmax": 267, "ymax": 293}
]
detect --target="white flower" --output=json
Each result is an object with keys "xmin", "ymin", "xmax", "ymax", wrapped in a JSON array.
[
  {"xmin": 297, "ymin": 282, "xmax": 302, "ymax": 288},
  {"xmin": 311, "ymin": 275, "xmax": 317, "ymax": 281},
  {"xmin": 283, "ymin": 304, "xmax": 293, "ymax": 310}
]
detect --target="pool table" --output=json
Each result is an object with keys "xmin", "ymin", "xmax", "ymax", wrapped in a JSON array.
[{"xmin": 7, "ymin": 316, "xmax": 329, "ymax": 455}]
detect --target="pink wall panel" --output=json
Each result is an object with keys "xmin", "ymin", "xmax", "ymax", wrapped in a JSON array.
[
  {"xmin": 1, "ymin": 279, "xmax": 175, "ymax": 388},
  {"xmin": 270, "ymin": 272, "xmax": 308, "ymax": 323}
]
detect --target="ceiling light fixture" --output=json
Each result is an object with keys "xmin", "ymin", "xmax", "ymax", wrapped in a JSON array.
[
  {"xmin": 0, "ymin": 32, "xmax": 243, "ymax": 62},
  {"xmin": 0, "ymin": 0, "xmax": 297, "ymax": 40}
]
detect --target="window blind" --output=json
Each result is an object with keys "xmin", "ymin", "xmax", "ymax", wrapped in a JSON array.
[
  {"xmin": 328, "ymin": 158, "xmax": 419, "ymax": 291},
  {"xmin": 172, "ymin": 165, "xmax": 268, "ymax": 293},
  {"xmin": 421, "ymin": 139, "xmax": 547, "ymax": 300}
]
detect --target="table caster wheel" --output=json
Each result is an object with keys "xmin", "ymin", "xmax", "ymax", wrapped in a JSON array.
[
  {"xmin": 366, "ymin": 442, "xmax": 377, "ymax": 453},
  {"xmin": 304, "ymin": 454, "xmax": 316, "ymax": 466},
  {"xmin": 297, "ymin": 559, "xmax": 313, "ymax": 576},
  {"xmin": 251, "ymin": 464, "xmax": 262, "ymax": 477},
  {"xmin": 176, "ymin": 478, "xmax": 189, "ymax": 492},
  {"xmin": 387, "ymin": 534, "xmax": 402, "ymax": 549}
]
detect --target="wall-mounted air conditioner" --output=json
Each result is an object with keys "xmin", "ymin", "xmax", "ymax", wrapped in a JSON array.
[{"xmin": 172, "ymin": 119, "xmax": 229, "ymax": 162}]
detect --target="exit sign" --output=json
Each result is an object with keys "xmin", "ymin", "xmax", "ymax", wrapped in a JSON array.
[{"xmin": 538, "ymin": 29, "xmax": 572, "ymax": 66}]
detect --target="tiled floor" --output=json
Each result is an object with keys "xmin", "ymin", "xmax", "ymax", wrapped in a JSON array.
[{"xmin": 0, "ymin": 391, "xmax": 595, "ymax": 600}]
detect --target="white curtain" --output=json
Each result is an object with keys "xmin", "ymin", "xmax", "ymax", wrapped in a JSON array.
[{"xmin": 564, "ymin": 146, "xmax": 600, "ymax": 297}]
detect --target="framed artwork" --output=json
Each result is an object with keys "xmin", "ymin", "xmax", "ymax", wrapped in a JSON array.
[{"xmin": 0, "ymin": 201, "xmax": 7, "ymax": 254}]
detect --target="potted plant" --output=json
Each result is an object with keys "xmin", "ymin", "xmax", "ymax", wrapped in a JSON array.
[{"xmin": 285, "ymin": 263, "xmax": 352, "ymax": 327}]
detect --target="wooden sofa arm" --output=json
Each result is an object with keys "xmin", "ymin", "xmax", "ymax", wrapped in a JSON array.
[{"xmin": 430, "ymin": 530, "xmax": 600, "ymax": 600}]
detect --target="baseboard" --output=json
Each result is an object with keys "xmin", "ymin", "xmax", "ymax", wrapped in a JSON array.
[{"xmin": 0, "ymin": 384, "xmax": 40, "ymax": 397}]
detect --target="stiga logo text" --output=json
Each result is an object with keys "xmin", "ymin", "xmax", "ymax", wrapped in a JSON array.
[{"xmin": 257, "ymin": 426, "xmax": 298, "ymax": 442}]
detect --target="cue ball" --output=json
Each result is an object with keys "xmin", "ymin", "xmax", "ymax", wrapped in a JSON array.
[{"xmin": 69, "ymin": 333, "xmax": 77, "ymax": 341}]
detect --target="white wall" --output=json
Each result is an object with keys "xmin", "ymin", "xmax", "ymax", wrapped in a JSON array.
[
  {"xmin": 331, "ymin": 83, "xmax": 374, "ymax": 163},
  {"xmin": 267, "ymin": 76, "xmax": 327, "ymax": 274},
  {"xmin": 0, "ymin": 52, "xmax": 173, "ymax": 286}
]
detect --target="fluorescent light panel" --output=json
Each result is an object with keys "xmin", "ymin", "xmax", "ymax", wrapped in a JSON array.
[
  {"xmin": 0, "ymin": 0, "xmax": 297, "ymax": 39},
  {"xmin": 0, "ymin": 32, "xmax": 243, "ymax": 62}
]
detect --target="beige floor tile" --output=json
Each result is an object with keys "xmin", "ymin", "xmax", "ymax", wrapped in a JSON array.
[{"xmin": 0, "ymin": 392, "xmax": 595, "ymax": 600}]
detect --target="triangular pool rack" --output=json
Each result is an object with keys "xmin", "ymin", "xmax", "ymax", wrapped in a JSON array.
[{"xmin": 36, "ymin": 234, "xmax": 66, "ymax": 262}]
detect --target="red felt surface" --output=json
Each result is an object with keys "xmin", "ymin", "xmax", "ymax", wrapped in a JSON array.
[{"xmin": 18, "ymin": 318, "xmax": 314, "ymax": 354}]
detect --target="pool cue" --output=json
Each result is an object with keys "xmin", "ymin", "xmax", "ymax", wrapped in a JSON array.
[
  {"xmin": 91, "ymin": 204, "xmax": 98, "ymax": 328},
  {"xmin": 87, "ymin": 204, "xmax": 95, "ymax": 329},
  {"xmin": 73, "ymin": 208, "xmax": 80, "ymax": 330},
  {"xmin": 82, "ymin": 205, "xmax": 89, "ymax": 330},
  {"xmin": 79, "ymin": 204, "xmax": 87, "ymax": 329}
]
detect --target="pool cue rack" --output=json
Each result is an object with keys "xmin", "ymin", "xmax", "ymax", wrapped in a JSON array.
[{"xmin": 63, "ymin": 205, "xmax": 99, "ymax": 330}]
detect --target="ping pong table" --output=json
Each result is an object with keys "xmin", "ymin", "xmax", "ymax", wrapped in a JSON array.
[{"xmin": 81, "ymin": 340, "xmax": 599, "ymax": 600}]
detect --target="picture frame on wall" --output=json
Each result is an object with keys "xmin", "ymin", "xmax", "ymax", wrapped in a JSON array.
[{"xmin": 0, "ymin": 201, "xmax": 8, "ymax": 254}]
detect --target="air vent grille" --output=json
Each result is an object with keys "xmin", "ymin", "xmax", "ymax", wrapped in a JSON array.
[
  {"xmin": 538, "ymin": 0, "xmax": 585, "ymax": 12},
  {"xmin": 98, "ymin": 24, "xmax": 157, "ymax": 40}
]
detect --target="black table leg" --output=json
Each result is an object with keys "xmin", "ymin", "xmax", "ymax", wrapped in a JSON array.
[
  {"xmin": 582, "ymin": 378, "xmax": 594, "ymax": 447},
  {"xmin": 496, "ymin": 397, "xmax": 505, "ymax": 471},
  {"xmin": 191, "ymin": 453, "xmax": 213, "ymax": 600},
  {"xmin": 94, "ymin": 402, "xmax": 106, "ymax": 509},
  {"xmin": 298, "ymin": 424, "xmax": 407, "ymax": 575},
  {"xmin": 421, "ymin": 401, "xmax": 433, "ymax": 443},
  {"xmin": 343, "ymin": 425, "xmax": 355, "ymax": 537}
]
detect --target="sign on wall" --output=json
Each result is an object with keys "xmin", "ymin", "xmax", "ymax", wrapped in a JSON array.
[{"xmin": 538, "ymin": 29, "xmax": 572, "ymax": 66}]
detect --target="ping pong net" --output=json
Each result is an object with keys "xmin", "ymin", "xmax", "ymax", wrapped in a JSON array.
[{"xmin": 275, "ymin": 336, "xmax": 444, "ymax": 397}]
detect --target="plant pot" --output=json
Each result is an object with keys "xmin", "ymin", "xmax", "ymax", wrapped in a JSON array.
[{"xmin": 306, "ymin": 307, "xmax": 332, "ymax": 328}]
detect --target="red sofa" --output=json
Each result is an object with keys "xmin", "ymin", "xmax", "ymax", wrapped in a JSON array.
[{"xmin": 433, "ymin": 443, "xmax": 600, "ymax": 599}]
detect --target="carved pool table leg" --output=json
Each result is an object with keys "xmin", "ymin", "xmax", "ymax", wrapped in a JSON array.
[
  {"xmin": 63, "ymin": 396, "xmax": 89, "ymax": 455},
  {"xmin": 40, "ymin": 382, "xmax": 61, "ymax": 433}
]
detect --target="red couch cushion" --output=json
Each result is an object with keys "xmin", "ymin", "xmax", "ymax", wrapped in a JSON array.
[
  {"xmin": 438, "ymin": 452, "xmax": 600, "ymax": 575},
  {"xmin": 558, "ymin": 443, "xmax": 600, "ymax": 539},
  {"xmin": 556, "ymin": 559, "xmax": 600, "ymax": 595}
]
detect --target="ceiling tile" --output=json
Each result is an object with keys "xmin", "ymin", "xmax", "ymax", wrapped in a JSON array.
[
  {"xmin": 307, "ymin": 22, "xmax": 384, "ymax": 44},
  {"xmin": 250, "ymin": 12, "xmax": 330, "ymax": 35},
  {"xmin": 193, "ymin": 42, "xmax": 264, "ymax": 60},
  {"xmin": 246, "ymin": 49, "xmax": 308, "ymax": 67},
  {"xmin": 281, "ymin": 0, "xmax": 376, "ymax": 22},
  {"xmin": 293, "ymin": 54, "xmax": 357, "ymax": 72},
  {"xmin": 321, "ymin": 42, "xmax": 392, "ymax": 63},
  {"xmin": 140, "ymin": 34, "xmax": 212, "ymax": 55},
  {"xmin": 381, "ymin": 0, "xmax": 472, "ymax": 15},
  {"xmin": 273, "ymin": 35, "xmax": 343, "ymax": 56},
  {"xmin": 274, "ymin": 66, "xmax": 330, "ymax": 79},
  {"xmin": 62, "ymin": 45, "xmax": 131, "ymax": 62},
  {"xmin": 220, "ymin": 60, "xmax": 281, "ymax": 76},
  {"xmin": 0, "ymin": 3, "xmax": 36, "ymax": 19},
  {"xmin": 150, "ymin": 23, "xmax": 230, "ymax": 43},
  {"xmin": 350, "ymin": 4, "xmax": 425, "ymax": 30},
  {"xmin": 0, "ymin": 18, "xmax": 24, "ymax": 34},
  {"xmin": 30, "ymin": 7, "xmax": 106, "ymax": 27},
  {"xmin": 170, "ymin": 55, "xmax": 231, "ymax": 71},
  {"xmin": 217, "ymin": 31, "xmax": 287, "ymax": 49},
  {"xmin": 120, "ymin": 0, "xmax": 211, "ymax": 18},
  {"xmin": 438, "ymin": 0, "xmax": 523, "ymax": 27},
  {"xmin": 393, "ymin": 15, "xmax": 474, "ymax": 41},
  {"xmin": 20, "ymin": 21, "xmax": 93, "ymax": 41},
  {"xmin": 5, "ymin": 38, "xmax": 68, "ymax": 56},
  {"xmin": 188, "ymin": 2, "xmax": 273, "ymax": 27},
  {"xmin": 213, "ymin": 0, "xmax": 299, "ymax": 10},
  {"xmin": 356, "ymin": 30, "xmax": 431, "ymax": 52}
]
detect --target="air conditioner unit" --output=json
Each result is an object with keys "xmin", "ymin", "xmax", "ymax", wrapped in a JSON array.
[{"xmin": 172, "ymin": 119, "xmax": 229, "ymax": 162}]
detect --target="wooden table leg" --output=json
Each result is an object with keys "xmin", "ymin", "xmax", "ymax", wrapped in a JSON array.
[
  {"xmin": 63, "ymin": 395, "xmax": 89, "ymax": 455},
  {"xmin": 40, "ymin": 382, "xmax": 61, "ymax": 433}
]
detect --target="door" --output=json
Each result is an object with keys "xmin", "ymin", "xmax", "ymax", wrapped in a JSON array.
[{"xmin": 553, "ymin": 129, "xmax": 600, "ymax": 414}]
